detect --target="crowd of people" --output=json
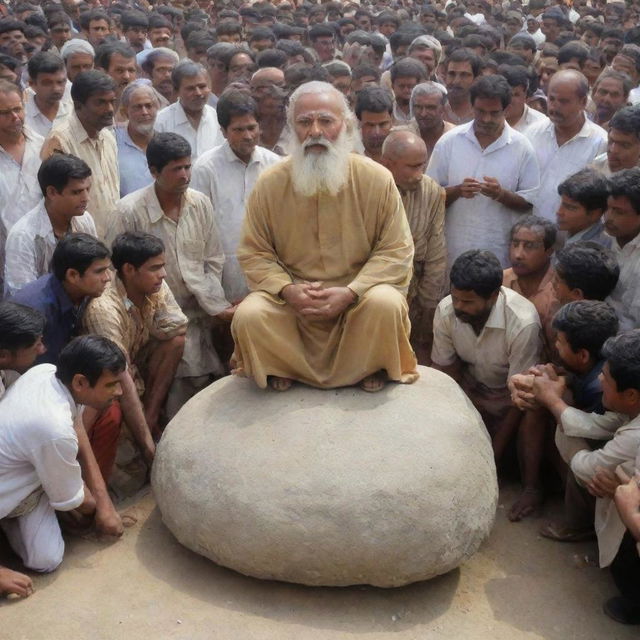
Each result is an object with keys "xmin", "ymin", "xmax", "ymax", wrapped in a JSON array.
[{"xmin": 0, "ymin": 0, "xmax": 639, "ymax": 625}]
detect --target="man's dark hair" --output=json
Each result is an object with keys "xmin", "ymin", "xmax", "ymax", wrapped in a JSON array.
[
  {"xmin": 558, "ymin": 41, "xmax": 589, "ymax": 67},
  {"xmin": 445, "ymin": 47, "xmax": 481, "ymax": 77},
  {"xmin": 582, "ymin": 21, "xmax": 604, "ymax": 39},
  {"xmin": 618, "ymin": 44, "xmax": 640, "ymax": 73},
  {"xmin": 389, "ymin": 29, "xmax": 422, "ymax": 55},
  {"xmin": 52, "ymin": 233, "xmax": 111, "ymax": 281},
  {"xmin": 510, "ymin": 215, "xmax": 557, "ymax": 250},
  {"xmin": 602, "ymin": 27, "xmax": 624, "ymax": 44},
  {"xmin": 70, "ymin": 69, "xmax": 116, "ymax": 106},
  {"xmin": 27, "ymin": 50, "xmax": 65, "ymax": 81},
  {"xmin": 216, "ymin": 89, "xmax": 257, "ymax": 129},
  {"xmin": 249, "ymin": 26, "xmax": 276, "ymax": 44},
  {"xmin": 552, "ymin": 300, "xmax": 619, "ymax": 361},
  {"xmin": 557, "ymin": 168, "xmax": 609, "ymax": 213},
  {"xmin": 80, "ymin": 9, "xmax": 110, "ymax": 31},
  {"xmin": 56, "ymin": 335, "xmax": 126, "ymax": 387},
  {"xmin": 607, "ymin": 167, "xmax": 640, "ymax": 216},
  {"xmin": 111, "ymin": 231, "xmax": 165, "ymax": 273},
  {"xmin": 95, "ymin": 41, "xmax": 135, "ymax": 71},
  {"xmin": 354, "ymin": 85, "xmax": 393, "ymax": 119},
  {"xmin": 186, "ymin": 30, "xmax": 215, "ymax": 52},
  {"xmin": 171, "ymin": 59, "xmax": 207, "ymax": 91},
  {"xmin": 121, "ymin": 10, "xmax": 149, "ymax": 31},
  {"xmin": 555, "ymin": 242, "xmax": 620, "ymax": 300},
  {"xmin": 508, "ymin": 33, "xmax": 537, "ymax": 52},
  {"xmin": 48, "ymin": 12, "xmax": 72, "ymax": 30},
  {"xmin": 352, "ymin": 63, "xmax": 381, "ymax": 83},
  {"xmin": 0, "ymin": 302, "xmax": 45, "ymax": 352},
  {"xmin": 146, "ymin": 132, "xmax": 191, "ymax": 174},
  {"xmin": 215, "ymin": 20, "xmax": 243, "ymax": 37},
  {"xmin": 390, "ymin": 57, "xmax": 427, "ymax": 84},
  {"xmin": 602, "ymin": 330, "xmax": 640, "ymax": 392},
  {"xmin": 0, "ymin": 19, "xmax": 26, "ymax": 36},
  {"xmin": 498, "ymin": 64, "xmax": 531, "ymax": 95},
  {"xmin": 609, "ymin": 105, "xmax": 640, "ymax": 140},
  {"xmin": 450, "ymin": 250, "xmax": 502, "ymax": 298},
  {"xmin": 309, "ymin": 24, "xmax": 336, "ymax": 42},
  {"xmin": 470, "ymin": 74, "xmax": 512, "ymax": 109},
  {"xmin": 38, "ymin": 153, "xmax": 92, "ymax": 197},
  {"xmin": 148, "ymin": 14, "xmax": 173, "ymax": 32},
  {"xmin": 256, "ymin": 48, "xmax": 287, "ymax": 69},
  {"xmin": 284, "ymin": 63, "xmax": 331, "ymax": 92}
]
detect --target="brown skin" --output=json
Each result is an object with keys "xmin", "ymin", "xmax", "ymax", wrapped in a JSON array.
[
  {"xmin": 30, "ymin": 69, "xmax": 67, "ymax": 122},
  {"xmin": 45, "ymin": 176, "xmax": 92, "ymax": 237},
  {"xmin": 607, "ymin": 128, "xmax": 640, "ymax": 173},
  {"xmin": 358, "ymin": 109, "xmax": 393, "ymax": 163},
  {"xmin": 604, "ymin": 194, "xmax": 640, "ymax": 248},
  {"xmin": 0, "ymin": 90, "xmax": 26, "ymax": 165},
  {"xmin": 547, "ymin": 71, "xmax": 588, "ymax": 146},
  {"xmin": 65, "ymin": 52, "xmax": 94, "ymax": 82},
  {"xmin": 556, "ymin": 194, "xmax": 604, "ymax": 237}
]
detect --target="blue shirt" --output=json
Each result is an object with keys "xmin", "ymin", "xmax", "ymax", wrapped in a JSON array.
[
  {"xmin": 115, "ymin": 125, "xmax": 154, "ymax": 197},
  {"xmin": 571, "ymin": 359, "xmax": 605, "ymax": 415},
  {"xmin": 10, "ymin": 274, "xmax": 88, "ymax": 365}
]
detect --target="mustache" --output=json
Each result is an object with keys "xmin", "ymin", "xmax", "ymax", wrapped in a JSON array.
[{"xmin": 303, "ymin": 136, "xmax": 332, "ymax": 150}]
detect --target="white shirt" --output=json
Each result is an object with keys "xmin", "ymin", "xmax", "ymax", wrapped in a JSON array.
[
  {"xmin": 0, "ymin": 127, "xmax": 44, "ymax": 232},
  {"xmin": 4, "ymin": 199, "xmax": 96, "ymax": 297},
  {"xmin": 24, "ymin": 91, "xmax": 72, "ymax": 139},
  {"xmin": 512, "ymin": 104, "xmax": 549, "ymax": 138},
  {"xmin": 191, "ymin": 141, "xmax": 282, "ymax": 303},
  {"xmin": 0, "ymin": 364, "xmax": 84, "ymax": 520},
  {"xmin": 427, "ymin": 121, "xmax": 540, "ymax": 267},
  {"xmin": 524, "ymin": 117, "xmax": 607, "ymax": 222},
  {"xmin": 606, "ymin": 233, "xmax": 640, "ymax": 332},
  {"xmin": 154, "ymin": 101, "xmax": 224, "ymax": 160},
  {"xmin": 629, "ymin": 87, "xmax": 640, "ymax": 105}
]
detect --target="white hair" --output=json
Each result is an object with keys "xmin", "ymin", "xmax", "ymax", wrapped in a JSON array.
[
  {"xmin": 60, "ymin": 38, "xmax": 95, "ymax": 61},
  {"xmin": 120, "ymin": 79, "xmax": 159, "ymax": 109},
  {"xmin": 286, "ymin": 81, "xmax": 355, "ymax": 133}
]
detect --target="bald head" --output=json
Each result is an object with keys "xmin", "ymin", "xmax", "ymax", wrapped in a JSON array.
[
  {"xmin": 548, "ymin": 69, "xmax": 589, "ymax": 98},
  {"xmin": 381, "ymin": 129, "xmax": 428, "ymax": 191},
  {"xmin": 251, "ymin": 67, "xmax": 285, "ymax": 87},
  {"xmin": 547, "ymin": 69, "xmax": 589, "ymax": 130}
]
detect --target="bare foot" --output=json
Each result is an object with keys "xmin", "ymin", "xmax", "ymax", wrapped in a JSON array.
[
  {"xmin": 360, "ymin": 372, "xmax": 386, "ymax": 393},
  {"xmin": 0, "ymin": 566, "xmax": 33, "ymax": 598},
  {"xmin": 508, "ymin": 486, "xmax": 543, "ymax": 522},
  {"xmin": 268, "ymin": 376, "xmax": 293, "ymax": 391}
]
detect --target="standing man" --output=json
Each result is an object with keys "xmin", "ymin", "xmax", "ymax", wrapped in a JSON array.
[
  {"xmin": 591, "ymin": 70, "xmax": 631, "ymax": 129},
  {"xmin": 501, "ymin": 65, "xmax": 549, "ymax": 137},
  {"xmin": 154, "ymin": 60, "xmax": 224, "ymax": 160},
  {"xmin": 60, "ymin": 39, "xmax": 94, "ymax": 83},
  {"xmin": 115, "ymin": 81, "xmax": 158, "ymax": 197},
  {"xmin": 41, "ymin": 70, "xmax": 119, "ymax": 239},
  {"xmin": 526, "ymin": 70, "xmax": 607, "ymax": 222},
  {"xmin": 95, "ymin": 42, "xmax": 137, "ymax": 102},
  {"xmin": 232, "ymin": 82, "xmax": 417, "ymax": 392},
  {"xmin": 592, "ymin": 106, "xmax": 640, "ymax": 176},
  {"xmin": 390, "ymin": 58, "xmax": 427, "ymax": 124},
  {"xmin": 80, "ymin": 10, "xmax": 111, "ymax": 49},
  {"xmin": 192, "ymin": 91, "xmax": 281, "ymax": 306},
  {"xmin": 443, "ymin": 48, "xmax": 481, "ymax": 125},
  {"xmin": 409, "ymin": 82, "xmax": 455, "ymax": 159},
  {"xmin": 354, "ymin": 85, "xmax": 393, "ymax": 165},
  {"xmin": 141, "ymin": 48, "xmax": 179, "ymax": 109},
  {"xmin": 121, "ymin": 11, "xmax": 148, "ymax": 54},
  {"xmin": 427, "ymin": 75, "xmax": 540, "ymax": 268},
  {"xmin": 381, "ymin": 130, "xmax": 446, "ymax": 364}
]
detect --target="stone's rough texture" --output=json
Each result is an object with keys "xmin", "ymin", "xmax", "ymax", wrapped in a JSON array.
[{"xmin": 152, "ymin": 365, "xmax": 498, "ymax": 587}]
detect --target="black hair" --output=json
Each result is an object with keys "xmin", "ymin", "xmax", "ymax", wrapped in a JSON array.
[
  {"xmin": 510, "ymin": 215, "xmax": 557, "ymax": 250},
  {"xmin": 618, "ymin": 44, "xmax": 640, "ymax": 73},
  {"xmin": 216, "ymin": 89, "xmax": 257, "ymax": 129},
  {"xmin": 52, "ymin": 233, "xmax": 111, "ymax": 281},
  {"xmin": 354, "ymin": 85, "xmax": 393, "ymax": 119},
  {"xmin": 607, "ymin": 167, "xmax": 640, "ymax": 216},
  {"xmin": 552, "ymin": 300, "xmax": 618, "ymax": 361},
  {"xmin": 111, "ymin": 231, "xmax": 165, "ymax": 273},
  {"xmin": 27, "ymin": 50, "xmax": 65, "ymax": 81},
  {"xmin": 95, "ymin": 41, "xmax": 135, "ymax": 71},
  {"xmin": 38, "ymin": 153, "xmax": 92, "ymax": 197},
  {"xmin": 148, "ymin": 14, "xmax": 173, "ymax": 32},
  {"xmin": 0, "ymin": 19, "xmax": 26, "ymax": 36},
  {"xmin": 171, "ymin": 59, "xmax": 208, "ymax": 91},
  {"xmin": 352, "ymin": 63, "xmax": 381, "ymax": 82},
  {"xmin": 0, "ymin": 302, "xmax": 45, "ymax": 352},
  {"xmin": 56, "ymin": 335, "xmax": 126, "ymax": 387},
  {"xmin": 70, "ymin": 69, "xmax": 116, "ymax": 105},
  {"xmin": 450, "ymin": 250, "xmax": 502, "ymax": 298},
  {"xmin": 256, "ymin": 48, "xmax": 287, "ymax": 69},
  {"xmin": 215, "ymin": 20, "xmax": 243, "ymax": 37},
  {"xmin": 390, "ymin": 57, "xmax": 427, "ymax": 84},
  {"xmin": 445, "ymin": 47, "xmax": 482, "ymax": 77},
  {"xmin": 558, "ymin": 41, "xmax": 589, "ymax": 67},
  {"xmin": 609, "ymin": 105, "xmax": 640, "ymax": 140},
  {"xmin": 121, "ymin": 10, "xmax": 149, "ymax": 31},
  {"xmin": 508, "ymin": 33, "xmax": 537, "ymax": 52},
  {"xmin": 601, "ymin": 330, "xmax": 640, "ymax": 392},
  {"xmin": 557, "ymin": 168, "xmax": 609, "ymax": 213},
  {"xmin": 308, "ymin": 24, "xmax": 336, "ymax": 42},
  {"xmin": 79, "ymin": 9, "xmax": 110, "ymax": 31},
  {"xmin": 146, "ymin": 132, "xmax": 191, "ymax": 174},
  {"xmin": 470, "ymin": 74, "xmax": 512, "ymax": 109},
  {"xmin": 555, "ymin": 242, "xmax": 620, "ymax": 300},
  {"xmin": 249, "ymin": 26, "xmax": 276, "ymax": 43}
]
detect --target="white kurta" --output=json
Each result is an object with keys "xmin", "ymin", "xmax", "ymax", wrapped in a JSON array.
[
  {"xmin": 427, "ymin": 121, "xmax": 540, "ymax": 267},
  {"xmin": 606, "ymin": 233, "xmax": 640, "ymax": 332},
  {"xmin": 191, "ymin": 141, "xmax": 282, "ymax": 303},
  {"xmin": 24, "ymin": 92, "xmax": 72, "ymax": 139},
  {"xmin": 512, "ymin": 104, "xmax": 549, "ymax": 137}
]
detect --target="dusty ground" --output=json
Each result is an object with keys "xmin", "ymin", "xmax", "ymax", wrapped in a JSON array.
[{"xmin": 1, "ymin": 483, "xmax": 637, "ymax": 640}]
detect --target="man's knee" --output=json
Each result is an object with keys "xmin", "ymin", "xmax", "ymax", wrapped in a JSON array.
[
  {"xmin": 25, "ymin": 539, "xmax": 64, "ymax": 573},
  {"xmin": 233, "ymin": 293, "xmax": 283, "ymax": 333},
  {"xmin": 357, "ymin": 285, "xmax": 406, "ymax": 316}
]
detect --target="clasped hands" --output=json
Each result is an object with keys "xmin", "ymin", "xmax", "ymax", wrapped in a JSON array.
[
  {"xmin": 459, "ymin": 176, "xmax": 503, "ymax": 200},
  {"xmin": 282, "ymin": 282, "xmax": 356, "ymax": 320},
  {"xmin": 508, "ymin": 363, "xmax": 567, "ymax": 412}
]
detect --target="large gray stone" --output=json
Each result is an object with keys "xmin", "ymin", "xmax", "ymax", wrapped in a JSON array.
[{"xmin": 152, "ymin": 365, "xmax": 498, "ymax": 587}]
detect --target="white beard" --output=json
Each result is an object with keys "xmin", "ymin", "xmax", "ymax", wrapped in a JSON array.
[
  {"xmin": 289, "ymin": 126, "xmax": 353, "ymax": 197},
  {"xmin": 130, "ymin": 121, "xmax": 155, "ymax": 136}
]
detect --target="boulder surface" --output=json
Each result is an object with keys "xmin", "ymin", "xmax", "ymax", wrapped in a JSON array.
[{"xmin": 152, "ymin": 365, "xmax": 498, "ymax": 587}]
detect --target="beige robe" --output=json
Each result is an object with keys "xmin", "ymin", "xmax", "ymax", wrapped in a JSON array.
[{"xmin": 231, "ymin": 153, "xmax": 419, "ymax": 389}]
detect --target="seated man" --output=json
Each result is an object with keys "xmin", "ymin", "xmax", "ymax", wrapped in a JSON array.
[
  {"xmin": 381, "ymin": 129, "xmax": 446, "ymax": 364},
  {"xmin": 4, "ymin": 153, "xmax": 97, "ymax": 297},
  {"xmin": 556, "ymin": 168, "xmax": 612, "ymax": 249},
  {"xmin": 432, "ymin": 250, "xmax": 542, "ymax": 466},
  {"xmin": 0, "ymin": 335, "xmax": 125, "ymax": 575},
  {"xmin": 83, "ymin": 232, "xmax": 187, "ymax": 441},
  {"xmin": 553, "ymin": 242, "xmax": 620, "ymax": 305},
  {"xmin": 231, "ymin": 81, "xmax": 417, "ymax": 392}
]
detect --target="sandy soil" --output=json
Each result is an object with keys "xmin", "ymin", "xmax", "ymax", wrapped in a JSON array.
[{"xmin": 1, "ymin": 484, "xmax": 637, "ymax": 640}]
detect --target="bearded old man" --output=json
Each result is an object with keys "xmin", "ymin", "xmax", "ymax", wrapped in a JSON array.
[{"xmin": 231, "ymin": 81, "xmax": 418, "ymax": 392}]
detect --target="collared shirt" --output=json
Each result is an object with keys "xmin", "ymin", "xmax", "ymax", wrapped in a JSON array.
[
  {"xmin": 191, "ymin": 141, "xmax": 282, "ymax": 303},
  {"xmin": 4, "ymin": 199, "xmax": 96, "ymax": 297},
  {"xmin": 0, "ymin": 363, "xmax": 84, "ymax": 520},
  {"xmin": 570, "ymin": 360, "xmax": 605, "ymax": 414},
  {"xmin": 565, "ymin": 220, "xmax": 612, "ymax": 249},
  {"xmin": 427, "ymin": 121, "xmax": 540, "ymax": 267},
  {"xmin": 0, "ymin": 127, "xmax": 44, "ymax": 232},
  {"xmin": 24, "ymin": 91, "xmax": 72, "ymax": 138},
  {"xmin": 560, "ymin": 409, "xmax": 640, "ymax": 567},
  {"xmin": 107, "ymin": 185, "xmax": 225, "ymax": 377},
  {"xmin": 82, "ymin": 275, "xmax": 188, "ymax": 367},
  {"xmin": 512, "ymin": 103, "xmax": 549, "ymax": 137},
  {"xmin": 431, "ymin": 286, "xmax": 542, "ymax": 389},
  {"xmin": 114, "ymin": 125, "xmax": 154, "ymax": 197},
  {"xmin": 392, "ymin": 101, "xmax": 412, "ymax": 125},
  {"xmin": 41, "ymin": 111, "xmax": 119, "ymax": 239},
  {"xmin": 524, "ymin": 117, "xmax": 607, "ymax": 221},
  {"xmin": 606, "ymin": 233, "xmax": 640, "ymax": 331},
  {"xmin": 590, "ymin": 152, "xmax": 612, "ymax": 177},
  {"xmin": 154, "ymin": 101, "xmax": 224, "ymax": 160},
  {"xmin": 11, "ymin": 274, "xmax": 88, "ymax": 365}
]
